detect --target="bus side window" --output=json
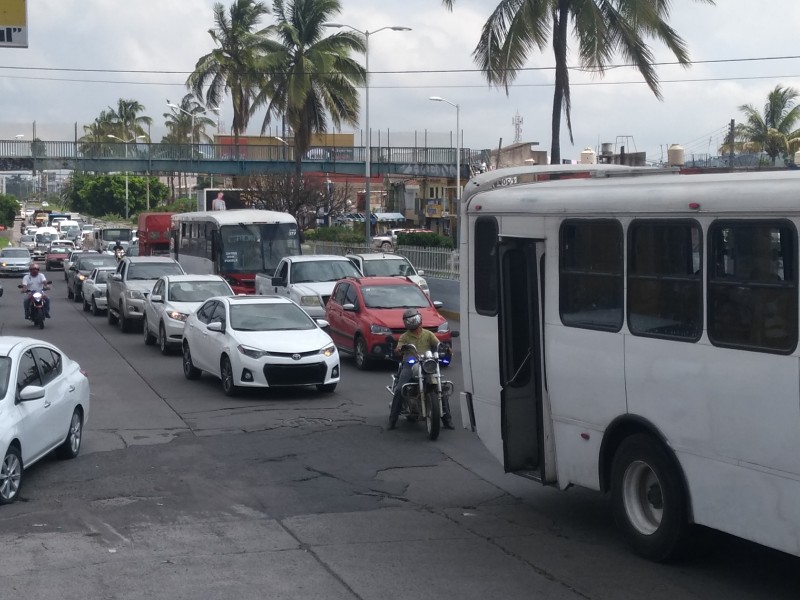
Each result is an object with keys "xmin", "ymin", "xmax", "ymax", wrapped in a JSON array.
[
  {"xmin": 707, "ymin": 220, "xmax": 798, "ymax": 353},
  {"xmin": 474, "ymin": 217, "xmax": 499, "ymax": 315},
  {"xmin": 559, "ymin": 219, "xmax": 623, "ymax": 331}
]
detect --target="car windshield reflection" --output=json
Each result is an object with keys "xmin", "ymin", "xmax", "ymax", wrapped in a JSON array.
[
  {"xmin": 230, "ymin": 303, "xmax": 316, "ymax": 331},
  {"xmin": 169, "ymin": 281, "xmax": 232, "ymax": 303},
  {"xmin": 362, "ymin": 284, "xmax": 429, "ymax": 309}
]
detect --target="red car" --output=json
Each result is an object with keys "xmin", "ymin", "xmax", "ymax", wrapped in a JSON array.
[
  {"xmin": 44, "ymin": 243, "xmax": 73, "ymax": 271},
  {"xmin": 325, "ymin": 276, "xmax": 454, "ymax": 370}
]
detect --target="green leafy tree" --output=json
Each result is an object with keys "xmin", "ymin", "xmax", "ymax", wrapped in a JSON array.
[
  {"xmin": 252, "ymin": 0, "xmax": 365, "ymax": 175},
  {"xmin": 0, "ymin": 194, "xmax": 20, "ymax": 228},
  {"xmin": 736, "ymin": 85, "xmax": 800, "ymax": 165},
  {"xmin": 188, "ymin": 0, "xmax": 272, "ymax": 141},
  {"xmin": 63, "ymin": 174, "xmax": 168, "ymax": 217},
  {"xmin": 443, "ymin": 0, "xmax": 714, "ymax": 164}
]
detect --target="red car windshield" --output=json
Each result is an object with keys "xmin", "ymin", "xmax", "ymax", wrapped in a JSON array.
[{"xmin": 361, "ymin": 284, "xmax": 429, "ymax": 309}]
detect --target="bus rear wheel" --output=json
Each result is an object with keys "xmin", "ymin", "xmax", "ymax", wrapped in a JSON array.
[{"xmin": 610, "ymin": 434, "xmax": 689, "ymax": 562}]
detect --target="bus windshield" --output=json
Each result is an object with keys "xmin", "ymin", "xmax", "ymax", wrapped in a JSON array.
[
  {"xmin": 219, "ymin": 223, "xmax": 300, "ymax": 274},
  {"xmin": 102, "ymin": 228, "xmax": 132, "ymax": 242}
]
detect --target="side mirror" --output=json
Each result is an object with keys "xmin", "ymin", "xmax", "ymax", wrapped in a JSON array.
[
  {"xmin": 342, "ymin": 303, "xmax": 357, "ymax": 312},
  {"xmin": 271, "ymin": 277, "xmax": 285, "ymax": 287},
  {"xmin": 433, "ymin": 300, "xmax": 443, "ymax": 309},
  {"xmin": 451, "ymin": 331, "xmax": 460, "ymax": 338},
  {"xmin": 207, "ymin": 321, "xmax": 224, "ymax": 333},
  {"xmin": 112, "ymin": 273, "xmax": 122, "ymax": 281},
  {"xmin": 18, "ymin": 385, "xmax": 45, "ymax": 402},
  {"xmin": 150, "ymin": 294, "xmax": 163, "ymax": 303},
  {"xmin": 417, "ymin": 269, "xmax": 425, "ymax": 276},
  {"xmin": 315, "ymin": 318, "xmax": 330, "ymax": 329}
]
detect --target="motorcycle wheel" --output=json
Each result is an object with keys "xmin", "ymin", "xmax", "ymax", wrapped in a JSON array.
[
  {"xmin": 425, "ymin": 391, "xmax": 441, "ymax": 441},
  {"xmin": 32, "ymin": 310, "xmax": 44, "ymax": 329}
]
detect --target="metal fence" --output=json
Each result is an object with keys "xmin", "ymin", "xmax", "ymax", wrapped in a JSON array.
[{"xmin": 303, "ymin": 241, "xmax": 460, "ymax": 280}]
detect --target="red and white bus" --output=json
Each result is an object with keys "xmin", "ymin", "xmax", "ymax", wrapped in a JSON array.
[{"xmin": 170, "ymin": 209, "xmax": 301, "ymax": 294}]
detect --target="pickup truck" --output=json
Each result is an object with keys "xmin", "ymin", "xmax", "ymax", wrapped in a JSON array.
[
  {"xmin": 371, "ymin": 228, "xmax": 433, "ymax": 252},
  {"xmin": 254, "ymin": 255, "xmax": 362, "ymax": 317},
  {"xmin": 106, "ymin": 256, "xmax": 185, "ymax": 332}
]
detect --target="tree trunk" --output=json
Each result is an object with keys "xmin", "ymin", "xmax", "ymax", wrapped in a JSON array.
[{"xmin": 550, "ymin": 1, "xmax": 571, "ymax": 165}]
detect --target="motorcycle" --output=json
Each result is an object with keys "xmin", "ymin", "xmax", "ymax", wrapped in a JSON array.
[
  {"xmin": 385, "ymin": 337, "xmax": 455, "ymax": 441},
  {"xmin": 18, "ymin": 284, "xmax": 49, "ymax": 329}
]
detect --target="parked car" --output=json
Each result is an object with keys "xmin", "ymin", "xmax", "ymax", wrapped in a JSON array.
[
  {"xmin": 371, "ymin": 228, "xmax": 434, "ymax": 252},
  {"xmin": 143, "ymin": 275, "xmax": 235, "ymax": 355},
  {"xmin": 254, "ymin": 255, "xmax": 362, "ymax": 318},
  {"xmin": 44, "ymin": 241, "xmax": 75, "ymax": 271},
  {"xmin": 325, "ymin": 276, "xmax": 453, "ymax": 370},
  {"xmin": 106, "ymin": 256, "xmax": 185, "ymax": 333},
  {"xmin": 0, "ymin": 337, "xmax": 90, "ymax": 505},
  {"xmin": 345, "ymin": 253, "xmax": 430, "ymax": 296},
  {"xmin": 81, "ymin": 267, "xmax": 116, "ymax": 316},
  {"xmin": 66, "ymin": 252, "xmax": 118, "ymax": 301},
  {"xmin": 0, "ymin": 248, "xmax": 32, "ymax": 277},
  {"xmin": 182, "ymin": 295, "xmax": 340, "ymax": 396}
]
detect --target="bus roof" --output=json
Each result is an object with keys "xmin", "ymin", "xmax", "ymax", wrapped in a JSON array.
[
  {"xmin": 172, "ymin": 209, "xmax": 297, "ymax": 225},
  {"xmin": 464, "ymin": 167, "xmax": 800, "ymax": 216}
]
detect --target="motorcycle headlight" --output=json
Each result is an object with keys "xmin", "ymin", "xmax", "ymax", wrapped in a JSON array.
[
  {"xmin": 237, "ymin": 344, "xmax": 270, "ymax": 359},
  {"xmin": 370, "ymin": 324, "xmax": 392, "ymax": 335},
  {"xmin": 1, "ymin": 262, "xmax": 6, "ymax": 267},
  {"xmin": 320, "ymin": 344, "xmax": 336, "ymax": 357},
  {"xmin": 167, "ymin": 310, "xmax": 189, "ymax": 322},
  {"xmin": 437, "ymin": 321, "xmax": 450, "ymax": 333},
  {"xmin": 422, "ymin": 357, "xmax": 439, "ymax": 375},
  {"xmin": 299, "ymin": 295, "xmax": 322, "ymax": 307},
  {"xmin": 126, "ymin": 290, "xmax": 145, "ymax": 299},
  {"xmin": 78, "ymin": 274, "xmax": 86, "ymax": 281}
]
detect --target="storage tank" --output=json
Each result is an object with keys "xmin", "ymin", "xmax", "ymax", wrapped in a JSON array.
[
  {"xmin": 579, "ymin": 147, "xmax": 597, "ymax": 164},
  {"xmin": 667, "ymin": 144, "xmax": 685, "ymax": 167},
  {"xmin": 601, "ymin": 143, "xmax": 613, "ymax": 156}
]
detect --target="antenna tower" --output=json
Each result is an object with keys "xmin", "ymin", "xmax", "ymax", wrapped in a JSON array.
[{"xmin": 512, "ymin": 111, "xmax": 523, "ymax": 143}]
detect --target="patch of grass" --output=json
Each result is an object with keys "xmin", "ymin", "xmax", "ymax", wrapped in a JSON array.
[{"xmin": 0, "ymin": 237, "xmax": 11, "ymax": 248}]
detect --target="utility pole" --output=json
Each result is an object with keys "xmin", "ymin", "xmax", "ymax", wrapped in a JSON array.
[{"xmin": 728, "ymin": 119, "xmax": 735, "ymax": 171}]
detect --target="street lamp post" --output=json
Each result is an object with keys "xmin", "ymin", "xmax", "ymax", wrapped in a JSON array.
[
  {"xmin": 107, "ymin": 134, "xmax": 145, "ymax": 219},
  {"xmin": 324, "ymin": 22, "xmax": 411, "ymax": 249},
  {"xmin": 167, "ymin": 101, "xmax": 220, "ymax": 196},
  {"xmin": 429, "ymin": 96, "xmax": 460, "ymax": 244}
]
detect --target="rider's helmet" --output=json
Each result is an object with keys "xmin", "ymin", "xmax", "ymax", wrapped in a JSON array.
[{"xmin": 403, "ymin": 308, "xmax": 422, "ymax": 331}]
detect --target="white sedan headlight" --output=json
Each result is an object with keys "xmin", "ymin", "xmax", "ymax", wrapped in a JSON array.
[
  {"xmin": 167, "ymin": 310, "xmax": 189, "ymax": 322},
  {"xmin": 126, "ymin": 290, "xmax": 145, "ymax": 299},
  {"xmin": 237, "ymin": 344, "xmax": 270, "ymax": 359},
  {"xmin": 320, "ymin": 344, "xmax": 336, "ymax": 357},
  {"xmin": 299, "ymin": 295, "xmax": 322, "ymax": 307}
]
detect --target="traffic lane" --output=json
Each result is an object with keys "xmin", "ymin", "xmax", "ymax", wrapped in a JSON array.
[{"xmin": 0, "ymin": 276, "xmax": 191, "ymax": 451}]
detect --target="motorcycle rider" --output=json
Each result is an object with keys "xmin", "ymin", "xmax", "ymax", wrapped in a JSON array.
[
  {"xmin": 389, "ymin": 308, "xmax": 454, "ymax": 430},
  {"xmin": 112, "ymin": 240, "xmax": 125, "ymax": 260},
  {"xmin": 21, "ymin": 262, "xmax": 51, "ymax": 320}
]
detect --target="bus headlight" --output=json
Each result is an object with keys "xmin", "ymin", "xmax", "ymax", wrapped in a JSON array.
[{"xmin": 299, "ymin": 295, "xmax": 322, "ymax": 307}]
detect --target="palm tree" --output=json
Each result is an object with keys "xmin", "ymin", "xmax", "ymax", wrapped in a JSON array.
[
  {"xmin": 107, "ymin": 98, "xmax": 153, "ymax": 141},
  {"xmin": 164, "ymin": 93, "xmax": 218, "ymax": 145},
  {"xmin": 736, "ymin": 85, "xmax": 800, "ymax": 165},
  {"xmin": 188, "ymin": 0, "xmax": 272, "ymax": 141},
  {"xmin": 443, "ymin": 0, "xmax": 714, "ymax": 164},
  {"xmin": 250, "ymin": 0, "xmax": 365, "ymax": 175}
]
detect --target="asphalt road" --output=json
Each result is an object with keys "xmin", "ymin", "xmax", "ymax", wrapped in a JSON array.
[{"xmin": 0, "ymin": 271, "xmax": 798, "ymax": 599}]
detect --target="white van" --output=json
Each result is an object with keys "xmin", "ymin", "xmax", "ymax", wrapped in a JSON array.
[{"xmin": 56, "ymin": 220, "xmax": 81, "ymax": 242}]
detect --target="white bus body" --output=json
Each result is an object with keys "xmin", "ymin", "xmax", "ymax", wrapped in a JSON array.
[
  {"xmin": 459, "ymin": 165, "xmax": 800, "ymax": 559},
  {"xmin": 171, "ymin": 209, "xmax": 301, "ymax": 294}
]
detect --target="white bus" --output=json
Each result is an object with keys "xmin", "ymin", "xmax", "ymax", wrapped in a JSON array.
[
  {"xmin": 171, "ymin": 209, "xmax": 301, "ymax": 294},
  {"xmin": 458, "ymin": 164, "xmax": 800, "ymax": 560}
]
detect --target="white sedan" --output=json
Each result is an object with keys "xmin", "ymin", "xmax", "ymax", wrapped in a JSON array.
[
  {"xmin": 143, "ymin": 275, "xmax": 234, "ymax": 355},
  {"xmin": 0, "ymin": 338, "xmax": 90, "ymax": 504},
  {"xmin": 81, "ymin": 267, "xmax": 116, "ymax": 316},
  {"xmin": 182, "ymin": 296, "xmax": 340, "ymax": 396}
]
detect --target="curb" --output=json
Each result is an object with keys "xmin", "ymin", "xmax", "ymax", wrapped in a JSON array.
[{"xmin": 439, "ymin": 308, "xmax": 460, "ymax": 322}]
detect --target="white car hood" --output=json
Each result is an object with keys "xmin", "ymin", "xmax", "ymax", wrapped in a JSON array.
[
  {"xmin": 289, "ymin": 281, "xmax": 337, "ymax": 297},
  {"xmin": 125, "ymin": 280, "xmax": 157, "ymax": 294},
  {"xmin": 233, "ymin": 328, "xmax": 333, "ymax": 353},
  {"xmin": 1, "ymin": 257, "xmax": 31, "ymax": 266},
  {"xmin": 165, "ymin": 301, "xmax": 203, "ymax": 315}
]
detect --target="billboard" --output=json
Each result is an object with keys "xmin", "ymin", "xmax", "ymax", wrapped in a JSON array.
[
  {"xmin": 196, "ymin": 188, "xmax": 246, "ymax": 212},
  {"xmin": 0, "ymin": 0, "xmax": 27, "ymax": 48}
]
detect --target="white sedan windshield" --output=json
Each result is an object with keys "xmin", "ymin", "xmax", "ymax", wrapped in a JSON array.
[{"xmin": 230, "ymin": 303, "xmax": 315, "ymax": 331}]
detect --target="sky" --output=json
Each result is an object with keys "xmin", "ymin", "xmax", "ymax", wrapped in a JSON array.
[{"xmin": 1, "ymin": 0, "xmax": 800, "ymax": 164}]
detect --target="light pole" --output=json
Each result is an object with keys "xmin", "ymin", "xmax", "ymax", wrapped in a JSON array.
[
  {"xmin": 107, "ymin": 134, "xmax": 145, "ymax": 219},
  {"xmin": 324, "ymin": 22, "xmax": 411, "ymax": 249},
  {"xmin": 429, "ymin": 96, "xmax": 460, "ymax": 244},
  {"xmin": 167, "ymin": 101, "xmax": 220, "ymax": 148}
]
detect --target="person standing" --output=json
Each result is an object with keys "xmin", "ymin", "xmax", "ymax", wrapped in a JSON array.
[{"xmin": 212, "ymin": 191, "xmax": 227, "ymax": 211}]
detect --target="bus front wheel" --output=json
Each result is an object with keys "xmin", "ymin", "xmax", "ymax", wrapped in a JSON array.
[{"xmin": 610, "ymin": 434, "xmax": 689, "ymax": 562}]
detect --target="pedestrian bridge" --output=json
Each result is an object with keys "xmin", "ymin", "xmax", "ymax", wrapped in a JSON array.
[{"xmin": 0, "ymin": 140, "xmax": 486, "ymax": 179}]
